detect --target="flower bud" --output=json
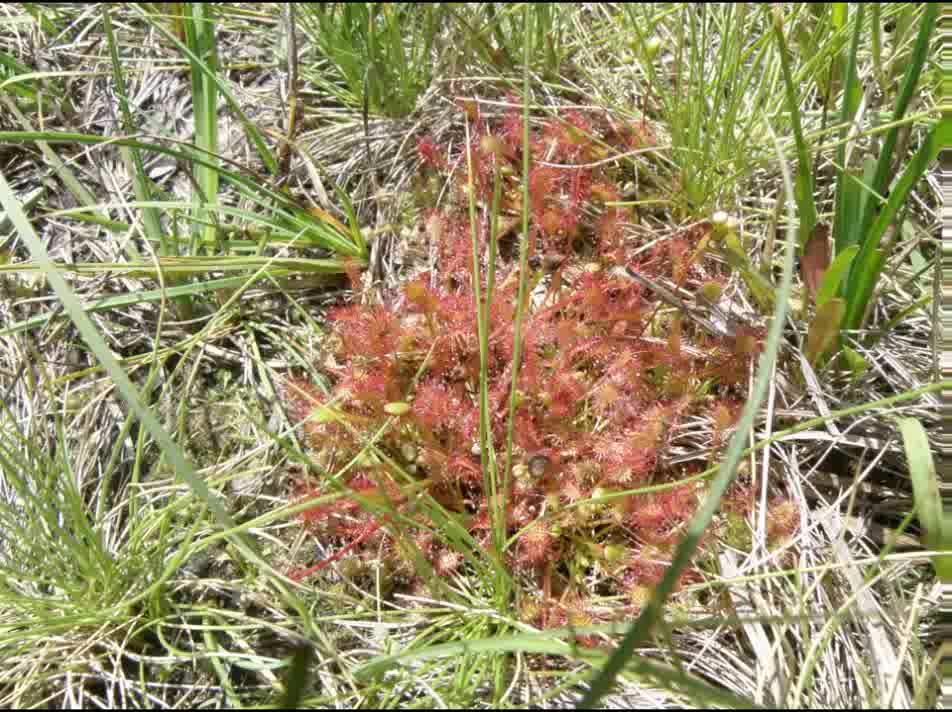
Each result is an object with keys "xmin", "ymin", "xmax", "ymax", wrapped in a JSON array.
[
  {"xmin": 710, "ymin": 211, "xmax": 729, "ymax": 242},
  {"xmin": 481, "ymin": 134, "xmax": 506, "ymax": 160},
  {"xmin": 384, "ymin": 402, "xmax": 411, "ymax": 416},
  {"xmin": 645, "ymin": 36, "xmax": 663, "ymax": 61},
  {"xmin": 401, "ymin": 443, "xmax": 418, "ymax": 463},
  {"xmin": 528, "ymin": 454, "xmax": 550, "ymax": 478},
  {"xmin": 700, "ymin": 281, "xmax": 723, "ymax": 303}
]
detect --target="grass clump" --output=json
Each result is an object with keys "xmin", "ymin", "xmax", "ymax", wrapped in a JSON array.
[{"xmin": 297, "ymin": 3, "xmax": 447, "ymax": 118}]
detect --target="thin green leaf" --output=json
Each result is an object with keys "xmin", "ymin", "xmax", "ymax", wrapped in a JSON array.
[
  {"xmin": 354, "ymin": 625, "xmax": 761, "ymax": 709},
  {"xmin": 0, "ymin": 255, "xmax": 350, "ymax": 276},
  {"xmin": 897, "ymin": 418, "xmax": 952, "ymax": 581},
  {"xmin": 839, "ymin": 345, "xmax": 868, "ymax": 382},
  {"xmin": 805, "ymin": 298, "xmax": 845, "ymax": 365},
  {"xmin": 183, "ymin": 2, "xmax": 221, "ymax": 258},
  {"xmin": 831, "ymin": 4, "xmax": 864, "ymax": 254},
  {"xmin": 853, "ymin": 3, "xmax": 937, "ymax": 253},
  {"xmin": 280, "ymin": 644, "xmax": 314, "ymax": 709},
  {"xmin": 0, "ymin": 50, "xmax": 40, "ymax": 99},
  {"xmin": 0, "ymin": 97, "xmax": 104, "ymax": 225},
  {"xmin": 323, "ymin": 178, "xmax": 368, "ymax": 258},
  {"xmin": 844, "ymin": 124, "xmax": 937, "ymax": 330},
  {"xmin": 830, "ymin": 3, "xmax": 847, "ymax": 31},
  {"xmin": 771, "ymin": 5, "xmax": 815, "ymax": 248},
  {"xmin": 816, "ymin": 245, "xmax": 857, "ymax": 308},
  {"xmin": 0, "ymin": 131, "xmax": 366, "ymax": 257},
  {"xmin": 842, "ymin": 247, "xmax": 885, "ymax": 333},
  {"xmin": 503, "ymin": 2, "xmax": 534, "ymax": 542},
  {"xmin": 102, "ymin": 7, "xmax": 164, "ymax": 257},
  {"xmin": 133, "ymin": 4, "xmax": 278, "ymax": 175},
  {"xmin": 847, "ymin": 158, "xmax": 878, "ymax": 251},
  {"xmin": 0, "ymin": 273, "xmax": 323, "ymax": 338}
]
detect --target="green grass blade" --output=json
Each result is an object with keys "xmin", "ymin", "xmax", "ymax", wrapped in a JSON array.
[
  {"xmin": 503, "ymin": 3, "xmax": 533, "ymax": 538},
  {"xmin": 0, "ymin": 273, "xmax": 302, "ymax": 338},
  {"xmin": 355, "ymin": 626, "xmax": 762, "ymax": 708},
  {"xmin": 833, "ymin": 3, "xmax": 863, "ymax": 254},
  {"xmin": 464, "ymin": 120, "xmax": 496, "ymax": 557},
  {"xmin": 102, "ymin": 7, "xmax": 165, "ymax": 256},
  {"xmin": 816, "ymin": 245, "xmax": 858, "ymax": 308},
  {"xmin": 134, "ymin": 4, "xmax": 278, "ymax": 175},
  {"xmin": 0, "ymin": 96, "xmax": 105, "ymax": 226},
  {"xmin": 280, "ymin": 644, "xmax": 314, "ymax": 708},
  {"xmin": 0, "ymin": 49, "xmax": 39, "ymax": 100},
  {"xmin": 323, "ymin": 176, "xmax": 368, "ymax": 258},
  {"xmin": 831, "ymin": 3, "xmax": 865, "ymax": 254},
  {"xmin": 897, "ymin": 418, "xmax": 952, "ymax": 580},
  {"xmin": 771, "ymin": 5, "xmax": 815, "ymax": 249},
  {"xmin": 843, "ymin": 123, "xmax": 938, "ymax": 330},
  {"xmin": 0, "ymin": 255, "xmax": 352, "ymax": 277},
  {"xmin": 847, "ymin": 3, "xmax": 936, "ymax": 257},
  {"xmin": 0, "ymin": 131, "xmax": 367, "ymax": 257},
  {"xmin": 842, "ymin": 248, "xmax": 885, "ymax": 333},
  {"xmin": 831, "ymin": 3, "xmax": 847, "ymax": 31},
  {"xmin": 867, "ymin": 3, "xmax": 937, "ymax": 206},
  {"xmin": 851, "ymin": 157, "xmax": 878, "ymax": 244},
  {"xmin": 869, "ymin": 3, "xmax": 887, "ymax": 94},
  {"xmin": 183, "ymin": 2, "xmax": 221, "ymax": 258}
]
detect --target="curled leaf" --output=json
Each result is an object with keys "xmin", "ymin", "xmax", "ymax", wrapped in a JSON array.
[{"xmin": 801, "ymin": 222, "xmax": 831, "ymax": 303}]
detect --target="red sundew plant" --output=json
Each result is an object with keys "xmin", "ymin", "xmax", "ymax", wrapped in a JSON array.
[{"xmin": 282, "ymin": 101, "xmax": 793, "ymax": 628}]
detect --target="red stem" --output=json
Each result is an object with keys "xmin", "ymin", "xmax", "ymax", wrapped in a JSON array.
[{"xmin": 291, "ymin": 514, "xmax": 393, "ymax": 582}]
